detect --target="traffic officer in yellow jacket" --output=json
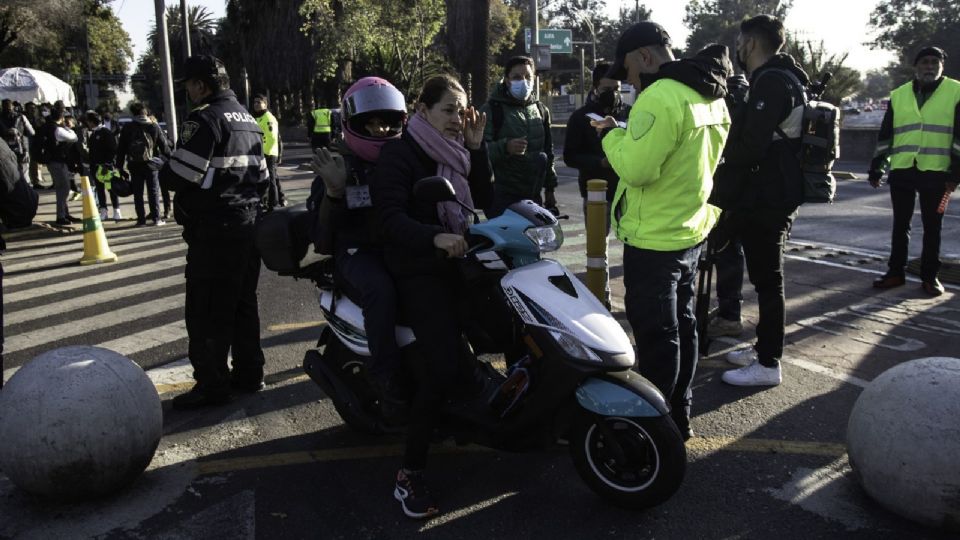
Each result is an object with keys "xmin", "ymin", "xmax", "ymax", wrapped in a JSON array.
[
  {"xmin": 308, "ymin": 105, "xmax": 333, "ymax": 150},
  {"xmin": 252, "ymin": 94, "xmax": 286, "ymax": 209},
  {"xmin": 160, "ymin": 55, "xmax": 270, "ymax": 409},
  {"xmin": 593, "ymin": 22, "xmax": 730, "ymax": 440},
  {"xmin": 869, "ymin": 46, "xmax": 960, "ymax": 296}
]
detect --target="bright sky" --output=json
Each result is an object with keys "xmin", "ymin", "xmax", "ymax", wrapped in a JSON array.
[{"xmin": 114, "ymin": 0, "xmax": 895, "ymax": 75}]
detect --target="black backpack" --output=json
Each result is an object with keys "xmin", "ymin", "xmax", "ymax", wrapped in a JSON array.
[
  {"xmin": 0, "ymin": 117, "xmax": 26, "ymax": 163},
  {"xmin": 126, "ymin": 122, "xmax": 156, "ymax": 165},
  {"xmin": 764, "ymin": 69, "xmax": 840, "ymax": 204},
  {"xmin": 0, "ymin": 139, "xmax": 39, "ymax": 229}
]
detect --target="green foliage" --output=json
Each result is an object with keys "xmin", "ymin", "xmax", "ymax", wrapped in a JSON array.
[
  {"xmin": 684, "ymin": 0, "xmax": 792, "ymax": 56},
  {"xmin": 868, "ymin": 0, "xmax": 960, "ymax": 82},
  {"xmin": 861, "ymin": 69, "xmax": 893, "ymax": 101},
  {"xmin": 786, "ymin": 39, "xmax": 863, "ymax": 104}
]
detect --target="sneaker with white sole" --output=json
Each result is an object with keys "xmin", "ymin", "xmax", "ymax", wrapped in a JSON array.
[
  {"xmin": 708, "ymin": 317, "xmax": 743, "ymax": 337},
  {"xmin": 112, "ymin": 208, "xmax": 122, "ymax": 221},
  {"xmin": 394, "ymin": 469, "xmax": 439, "ymax": 519},
  {"xmin": 726, "ymin": 347, "xmax": 758, "ymax": 366},
  {"xmin": 153, "ymin": 218, "xmax": 166, "ymax": 226},
  {"xmin": 722, "ymin": 360, "xmax": 782, "ymax": 386},
  {"xmin": 99, "ymin": 207, "xmax": 108, "ymax": 221}
]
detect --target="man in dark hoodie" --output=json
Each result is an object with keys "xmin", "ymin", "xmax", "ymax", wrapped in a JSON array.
[
  {"xmin": 481, "ymin": 56, "xmax": 558, "ymax": 217},
  {"xmin": 564, "ymin": 63, "xmax": 631, "ymax": 227},
  {"xmin": 717, "ymin": 14, "xmax": 810, "ymax": 387},
  {"xmin": 117, "ymin": 102, "xmax": 171, "ymax": 226},
  {"xmin": 594, "ymin": 22, "xmax": 731, "ymax": 440}
]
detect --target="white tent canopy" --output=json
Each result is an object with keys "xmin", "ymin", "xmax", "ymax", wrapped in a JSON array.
[{"xmin": 0, "ymin": 67, "xmax": 76, "ymax": 107}]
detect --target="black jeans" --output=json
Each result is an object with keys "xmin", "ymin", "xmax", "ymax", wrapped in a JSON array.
[
  {"xmin": 95, "ymin": 178, "xmax": 119, "ymax": 210},
  {"xmin": 394, "ymin": 270, "xmax": 462, "ymax": 471},
  {"xmin": 887, "ymin": 182, "xmax": 945, "ymax": 281},
  {"xmin": 623, "ymin": 243, "xmax": 701, "ymax": 427},
  {"xmin": 714, "ymin": 239, "xmax": 744, "ymax": 321},
  {"xmin": 183, "ymin": 225, "xmax": 266, "ymax": 392},
  {"xmin": 265, "ymin": 155, "xmax": 285, "ymax": 208},
  {"xmin": 733, "ymin": 210, "xmax": 793, "ymax": 367},
  {"xmin": 335, "ymin": 247, "xmax": 400, "ymax": 380},
  {"xmin": 130, "ymin": 166, "xmax": 161, "ymax": 221}
]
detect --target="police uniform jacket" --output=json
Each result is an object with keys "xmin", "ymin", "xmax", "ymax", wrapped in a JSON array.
[{"xmin": 160, "ymin": 89, "xmax": 268, "ymax": 228}]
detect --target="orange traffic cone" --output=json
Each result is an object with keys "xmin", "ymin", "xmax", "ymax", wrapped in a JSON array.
[{"xmin": 78, "ymin": 175, "xmax": 118, "ymax": 265}]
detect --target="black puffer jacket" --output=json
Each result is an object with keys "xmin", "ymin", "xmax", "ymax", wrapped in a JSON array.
[
  {"xmin": 563, "ymin": 93, "xmax": 630, "ymax": 200},
  {"xmin": 371, "ymin": 131, "xmax": 493, "ymax": 277},
  {"xmin": 723, "ymin": 54, "xmax": 809, "ymax": 212}
]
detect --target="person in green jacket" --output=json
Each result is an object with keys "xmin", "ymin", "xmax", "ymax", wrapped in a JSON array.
[
  {"xmin": 594, "ymin": 22, "xmax": 731, "ymax": 440},
  {"xmin": 252, "ymin": 94, "xmax": 286, "ymax": 209},
  {"xmin": 480, "ymin": 56, "xmax": 558, "ymax": 217}
]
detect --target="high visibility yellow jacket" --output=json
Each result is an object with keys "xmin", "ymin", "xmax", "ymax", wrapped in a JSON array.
[
  {"xmin": 602, "ymin": 77, "xmax": 729, "ymax": 251},
  {"xmin": 311, "ymin": 108, "xmax": 332, "ymax": 134},
  {"xmin": 255, "ymin": 110, "xmax": 279, "ymax": 157},
  {"xmin": 888, "ymin": 77, "xmax": 960, "ymax": 172}
]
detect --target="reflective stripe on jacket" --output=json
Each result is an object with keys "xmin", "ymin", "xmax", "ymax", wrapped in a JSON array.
[
  {"xmin": 602, "ymin": 78, "xmax": 728, "ymax": 251},
  {"xmin": 889, "ymin": 77, "xmax": 960, "ymax": 172},
  {"xmin": 311, "ymin": 109, "xmax": 332, "ymax": 134}
]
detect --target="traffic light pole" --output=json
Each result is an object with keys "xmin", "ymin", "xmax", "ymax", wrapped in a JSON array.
[{"xmin": 154, "ymin": 0, "xmax": 178, "ymax": 145}]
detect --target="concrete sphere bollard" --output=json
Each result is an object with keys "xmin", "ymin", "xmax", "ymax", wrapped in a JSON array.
[
  {"xmin": 0, "ymin": 346, "xmax": 162, "ymax": 500},
  {"xmin": 847, "ymin": 356, "xmax": 960, "ymax": 532}
]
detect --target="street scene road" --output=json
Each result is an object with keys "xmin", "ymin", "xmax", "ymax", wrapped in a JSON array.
[{"xmin": 1, "ymin": 146, "xmax": 957, "ymax": 539}]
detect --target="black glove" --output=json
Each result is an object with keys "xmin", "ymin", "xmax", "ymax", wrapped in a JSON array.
[{"xmin": 867, "ymin": 170, "xmax": 883, "ymax": 187}]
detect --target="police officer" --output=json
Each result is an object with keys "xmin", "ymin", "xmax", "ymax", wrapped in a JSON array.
[
  {"xmin": 251, "ymin": 94, "xmax": 286, "ymax": 208},
  {"xmin": 869, "ymin": 46, "xmax": 960, "ymax": 297},
  {"xmin": 160, "ymin": 55, "xmax": 269, "ymax": 409},
  {"xmin": 307, "ymin": 105, "xmax": 333, "ymax": 150}
]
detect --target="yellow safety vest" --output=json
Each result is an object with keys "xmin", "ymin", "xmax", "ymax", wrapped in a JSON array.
[
  {"xmin": 255, "ymin": 110, "xmax": 279, "ymax": 157},
  {"xmin": 889, "ymin": 77, "xmax": 960, "ymax": 172},
  {"xmin": 312, "ymin": 108, "xmax": 332, "ymax": 134}
]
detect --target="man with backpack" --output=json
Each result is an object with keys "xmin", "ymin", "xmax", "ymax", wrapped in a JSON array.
[
  {"xmin": 117, "ymin": 103, "xmax": 170, "ymax": 226},
  {"xmin": 714, "ymin": 14, "xmax": 810, "ymax": 387},
  {"xmin": 0, "ymin": 99, "xmax": 34, "ymax": 186},
  {"xmin": 480, "ymin": 56, "xmax": 558, "ymax": 217}
]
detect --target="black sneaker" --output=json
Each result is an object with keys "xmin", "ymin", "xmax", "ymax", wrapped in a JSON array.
[
  {"xmin": 230, "ymin": 377, "xmax": 266, "ymax": 394},
  {"xmin": 394, "ymin": 470, "xmax": 439, "ymax": 519},
  {"xmin": 171, "ymin": 385, "xmax": 232, "ymax": 410}
]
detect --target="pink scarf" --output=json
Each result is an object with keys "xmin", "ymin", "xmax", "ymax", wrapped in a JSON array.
[{"xmin": 406, "ymin": 112, "xmax": 474, "ymax": 235}]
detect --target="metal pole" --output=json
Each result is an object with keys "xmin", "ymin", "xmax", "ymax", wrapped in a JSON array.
[
  {"xmin": 85, "ymin": 21, "xmax": 94, "ymax": 109},
  {"xmin": 635, "ymin": 0, "xmax": 640, "ymax": 22},
  {"xmin": 180, "ymin": 0, "xmax": 192, "ymax": 59},
  {"xmin": 154, "ymin": 0, "xmax": 178, "ymax": 145},
  {"xmin": 530, "ymin": 0, "xmax": 539, "ymax": 100},
  {"xmin": 580, "ymin": 47, "xmax": 586, "ymax": 105},
  {"xmin": 585, "ymin": 179, "xmax": 610, "ymax": 307}
]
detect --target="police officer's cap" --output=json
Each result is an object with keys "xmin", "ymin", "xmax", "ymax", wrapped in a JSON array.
[
  {"xmin": 914, "ymin": 46, "xmax": 946, "ymax": 65},
  {"xmin": 176, "ymin": 55, "xmax": 228, "ymax": 84},
  {"xmin": 606, "ymin": 22, "xmax": 672, "ymax": 81}
]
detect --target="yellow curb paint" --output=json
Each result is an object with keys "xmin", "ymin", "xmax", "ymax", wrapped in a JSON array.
[
  {"xmin": 267, "ymin": 321, "xmax": 327, "ymax": 332},
  {"xmin": 155, "ymin": 381, "xmax": 195, "ymax": 395},
  {"xmin": 687, "ymin": 436, "xmax": 846, "ymax": 457}
]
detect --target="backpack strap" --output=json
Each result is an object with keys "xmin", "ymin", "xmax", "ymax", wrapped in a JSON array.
[{"xmin": 756, "ymin": 68, "xmax": 807, "ymax": 147}]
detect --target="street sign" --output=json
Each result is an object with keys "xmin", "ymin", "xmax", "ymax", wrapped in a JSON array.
[{"xmin": 524, "ymin": 28, "xmax": 573, "ymax": 54}]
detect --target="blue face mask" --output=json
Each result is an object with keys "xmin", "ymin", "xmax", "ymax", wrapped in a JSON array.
[{"xmin": 509, "ymin": 79, "xmax": 533, "ymax": 100}]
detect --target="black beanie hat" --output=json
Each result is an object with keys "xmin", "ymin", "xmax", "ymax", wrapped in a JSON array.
[{"xmin": 914, "ymin": 46, "xmax": 946, "ymax": 65}]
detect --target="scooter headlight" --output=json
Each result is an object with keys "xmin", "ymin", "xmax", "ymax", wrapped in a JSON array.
[
  {"xmin": 524, "ymin": 223, "xmax": 564, "ymax": 253},
  {"xmin": 549, "ymin": 329, "xmax": 601, "ymax": 362}
]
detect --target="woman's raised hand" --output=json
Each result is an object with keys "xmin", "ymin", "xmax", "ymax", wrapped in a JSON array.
[{"xmin": 462, "ymin": 106, "xmax": 486, "ymax": 150}]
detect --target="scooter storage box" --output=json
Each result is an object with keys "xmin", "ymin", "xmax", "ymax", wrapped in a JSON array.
[{"xmin": 255, "ymin": 203, "xmax": 312, "ymax": 273}]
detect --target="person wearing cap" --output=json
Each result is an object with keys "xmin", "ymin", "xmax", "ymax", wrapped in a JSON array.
[
  {"xmin": 868, "ymin": 45, "xmax": 959, "ymax": 297},
  {"xmin": 563, "ymin": 63, "xmax": 631, "ymax": 231},
  {"xmin": 593, "ymin": 21, "xmax": 731, "ymax": 439},
  {"xmin": 480, "ymin": 55, "xmax": 559, "ymax": 217},
  {"xmin": 251, "ymin": 94, "xmax": 286, "ymax": 209},
  {"xmin": 159, "ymin": 55, "xmax": 270, "ymax": 410},
  {"xmin": 713, "ymin": 15, "xmax": 811, "ymax": 388}
]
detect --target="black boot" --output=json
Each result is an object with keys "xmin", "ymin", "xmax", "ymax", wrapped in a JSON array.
[{"xmin": 172, "ymin": 384, "xmax": 231, "ymax": 410}]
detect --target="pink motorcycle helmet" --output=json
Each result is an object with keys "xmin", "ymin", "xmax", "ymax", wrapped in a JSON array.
[{"xmin": 341, "ymin": 77, "xmax": 407, "ymax": 162}]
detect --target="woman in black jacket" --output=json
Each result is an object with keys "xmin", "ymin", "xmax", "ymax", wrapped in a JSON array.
[{"xmin": 371, "ymin": 74, "xmax": 492, "ymax": 519}]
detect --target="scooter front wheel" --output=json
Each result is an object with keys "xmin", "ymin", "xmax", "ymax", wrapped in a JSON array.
[{"xmin": 569, "ymin": 413, "xmax": 686, "ymax": 509}]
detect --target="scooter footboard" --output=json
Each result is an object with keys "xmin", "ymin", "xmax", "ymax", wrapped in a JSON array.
[{"xmin": 575, "ymin": 370, "xmax": 670, "ymax": 417}]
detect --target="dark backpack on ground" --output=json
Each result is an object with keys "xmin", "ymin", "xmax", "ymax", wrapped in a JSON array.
[
  {"xmin": 126, "ymin": 122, "xmax": 156, "ymax": 165},
  {"xmin": 0, "ymin": 139, "xmax": 39, "ymax": 230},
  {"xmin": 489, "ymin": 100, "xmax": 552, "ymax": 154},
  {"xmin": 765, "ymin": 69, "xmax": 840, "ymax": 203}
]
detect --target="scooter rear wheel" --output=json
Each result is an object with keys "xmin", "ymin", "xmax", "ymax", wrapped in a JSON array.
[{"xmin": 569, "ymin": 413, "xmax": 686, "ymax": 509}]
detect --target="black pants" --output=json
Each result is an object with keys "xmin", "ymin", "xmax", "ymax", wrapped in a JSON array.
[
  {"xmin": 265, "ymin": 155, "xmax": 285, "ymax": 208},
  {"xmin": 183, "ymin": 225, "xmax": 265, "ymax": 392},
  {"xmin": 887, "ymin": 182, "xmax": 945, "ymax": 281},
  {"xmin": 394, "ymin": 270, "xmax": 461, "ymax": 471},
  {"xmin": 623, "ymin": 244, "xmax": 701, "ymax": 428},
  {"xmin": 311, "ymin": 133, "xmax": 331, "ymax": 150},
  {"xmin": 335, "ymin": 247, "xmax": 400, "ymax": 380},
  {"xmin": 0, "ymin": 262, "xmax": 4, "ymax": 389},
  {"xmin": 715, "ymin": 239, "xmax": 744, "ymax": 321},
  {"xmin": 95, "ymin": 178, "xmax": 120, "ymax": 210},
  {"xmin": 732, "ymin": 209, "xmax": 793, "ymax": 367},
  {"xmin": 130, "ymin": 166, "xmax": 161, "ymax": 222}
]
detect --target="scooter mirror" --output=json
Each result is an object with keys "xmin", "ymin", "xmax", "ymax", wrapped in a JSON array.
[{"xmin": 413, "ymin": 176, "xmax": 456, "ymax": 203}]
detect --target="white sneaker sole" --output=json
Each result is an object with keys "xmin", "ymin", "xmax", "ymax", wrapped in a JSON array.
[{"xmin": 394, "ymin": 486, "xmax": 438, "ymax": 519}]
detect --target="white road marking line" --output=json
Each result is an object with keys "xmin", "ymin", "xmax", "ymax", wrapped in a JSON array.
[
  {"xmin": 6, "ymin": 274, "xmax": 184, "ymax": 326},
  {"xmin": 93, "ymin": 320, "xmax": 188, "ymax": 357},
  {"xmin": 5, "ymin": 258, "xmax": 185, "ymax": 301},
  {"xmin": 4, "ymin": 293, "xmax": 185, "ymax": 354},
  {"xmin": 3, "ymin": 237, "xmax": 179, "ymax": 273},
  {"xmin": 4, "ymin": 243, "xmax": 185, "ymax": 286}
]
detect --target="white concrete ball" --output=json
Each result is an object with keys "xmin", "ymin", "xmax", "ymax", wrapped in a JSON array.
[
  {"xmin": 0, "ymin": 346, "xmax": 162, "ymax": 500},
  {"xmin": 847, "ymin": 356, "xmax": 960, "ymax": 532}
]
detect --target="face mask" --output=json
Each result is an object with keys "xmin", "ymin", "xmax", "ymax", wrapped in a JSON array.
[
  {"xmin": 596, "ymin": 89, "xmax": 620, "ymax": 109},
  {"xmin": 41, "ymin": 109, "xmax": 50, "ymax": 118},
  {"xmin": 509, "ymin": 80, "xmax": 533, "ymax": 100},
  {"xmin": 736, "ymin": 42, "xmax": 749, "ymax": 72}
]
